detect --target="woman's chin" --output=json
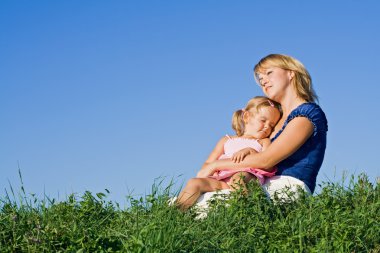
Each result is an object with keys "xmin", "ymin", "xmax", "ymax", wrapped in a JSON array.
[
  {"xmin": 264, "ymin": 91, "xmax": 274, "ymax": 99},
  {"xmin": 266, "ymin": 93, "xmax": 279, "ymax": 102}
]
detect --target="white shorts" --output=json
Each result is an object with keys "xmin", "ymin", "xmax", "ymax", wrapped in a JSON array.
[
  {"xmin": 170, "ymin": 176, "xmax": 311, "ymax": 219},
  {"xmin": 195, "ymin": 175, "xmax": 311, "ymax": 208},
  {"xmin": 262, "ymin": 175, "xmax": 311, "ymax": 201}
]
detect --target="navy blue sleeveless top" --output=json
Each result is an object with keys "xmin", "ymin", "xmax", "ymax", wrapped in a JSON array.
[{"xmin": 271, "ymin": 103, "xmax": 328, "ymax": 193}]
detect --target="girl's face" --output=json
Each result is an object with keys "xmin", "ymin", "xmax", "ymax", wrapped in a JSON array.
[
  {"xmin": 257, "ymin": 67, "xmax": 293, "ymax": 101},
  {"xmin": 244, "ymin": 106, "xmax": 281, "ymax": 139}
]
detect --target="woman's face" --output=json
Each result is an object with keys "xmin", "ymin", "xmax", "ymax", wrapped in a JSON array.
[{"xmin": 257, "ymin": 67, "xmax": 293, "ymax": 101}]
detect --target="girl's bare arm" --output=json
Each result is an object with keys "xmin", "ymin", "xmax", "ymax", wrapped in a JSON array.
[{"xmin": 196, "ymin": 136, "xmax": 227, "ymax": 178}]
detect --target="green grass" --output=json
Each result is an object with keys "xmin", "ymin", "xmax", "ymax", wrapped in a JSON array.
[{"xmin": 1, "ymin": 174, "xmax": 379, "ymax": 252}]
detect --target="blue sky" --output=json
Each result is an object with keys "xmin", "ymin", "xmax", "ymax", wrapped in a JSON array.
[{"xmin": 1, "ymin": 1, "xmax": 379, "ymax": 205}]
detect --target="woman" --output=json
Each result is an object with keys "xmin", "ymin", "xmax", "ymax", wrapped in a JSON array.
[{"xmin": 200, "ymin": 54, "xmax": 328, "ymax": 200}]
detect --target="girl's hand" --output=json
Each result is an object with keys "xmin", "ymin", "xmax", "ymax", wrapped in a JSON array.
[{"xmin": 231, "ymin": 148, "xmax": 257, "ymax": 163}]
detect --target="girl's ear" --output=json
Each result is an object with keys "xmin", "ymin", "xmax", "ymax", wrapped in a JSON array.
[{"xmin": 242, "ymin": 111, "xmax": 250, "ymax": 124}]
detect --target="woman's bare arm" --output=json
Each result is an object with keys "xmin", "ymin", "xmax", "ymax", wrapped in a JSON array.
[{"xmin": 204, "ymin": 117, "xmax": 314, "ymax": 175}]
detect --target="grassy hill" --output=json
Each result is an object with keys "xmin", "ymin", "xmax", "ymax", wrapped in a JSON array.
[{"xmin": 1, "ymin": 174, "xmax": 379, "ymax": 252}]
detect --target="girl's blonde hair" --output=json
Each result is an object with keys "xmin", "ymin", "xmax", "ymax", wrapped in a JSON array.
[
  {"xmin": 254, "ymin": 54, "xmax": 318, "ymax": 103},
  {"xmin": 232, "ymin": 96, "xmax": 281, "ymax": 136}
]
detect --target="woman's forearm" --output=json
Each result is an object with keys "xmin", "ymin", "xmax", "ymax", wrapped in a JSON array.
[
  {"xmin": 198, "ymin": 151, "xmax": 276, "ymax": 177},
  {"xmin": 213, "ymin": 153, "xmax": 273, "ymax": 172}
]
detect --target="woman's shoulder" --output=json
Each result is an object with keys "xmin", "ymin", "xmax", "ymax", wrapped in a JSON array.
[
  {"xmin": 287, "ymin": 103, "xmax": 328, "ymax": 135},
  {"xmin": 290, "ymin": 103, "xmax": 326, "ymax": 119}
]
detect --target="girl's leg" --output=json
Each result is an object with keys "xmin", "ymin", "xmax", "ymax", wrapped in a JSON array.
[
  {"xmin": 176, "ymin": 178, "xmax": 229, "ymax": 211},
  {"xmin": 228, "ymin": 172, "xmax": 255, "ymax": 195}
]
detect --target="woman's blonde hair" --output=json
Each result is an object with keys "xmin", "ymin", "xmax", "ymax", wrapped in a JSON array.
[
  {"xmin": 254, "ymin": 54, "xmax": 318, "ymax": 102},
  {"xmin": 232, "ymin": 96, "xmax": 281, "ymax": 136}
]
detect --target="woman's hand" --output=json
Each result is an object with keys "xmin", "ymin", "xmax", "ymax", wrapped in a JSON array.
[
  {"xmin": 231, "ymin": 148, "xmax": 257, "ymax": 163},
  {"xmin": 197, "ymin": 162, "xmax": 217, "ymax": 178}
]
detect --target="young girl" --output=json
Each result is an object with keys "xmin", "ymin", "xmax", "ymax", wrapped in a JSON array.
[{"xmin": 176, "ymin": 96, "xmax": 281, "ymax": 211}]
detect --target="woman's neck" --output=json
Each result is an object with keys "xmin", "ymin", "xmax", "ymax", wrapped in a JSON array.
[
  {"xmin": 279, "ymin": 95, "xmax": 307, "ymax": 117},
  {"xmin": 269, "ymin": 95, "xmax": 306, "ymax": 140}
]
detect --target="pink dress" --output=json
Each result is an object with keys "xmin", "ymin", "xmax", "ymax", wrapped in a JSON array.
[{"xmin": 209, "ymin": 135, "xmax": 276, "ymax": 185}]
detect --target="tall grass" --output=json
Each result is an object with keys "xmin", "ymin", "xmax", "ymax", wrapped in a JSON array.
[{"xmin": 1, "ymin": 173, "xmax": 379, "ymax": 252}]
